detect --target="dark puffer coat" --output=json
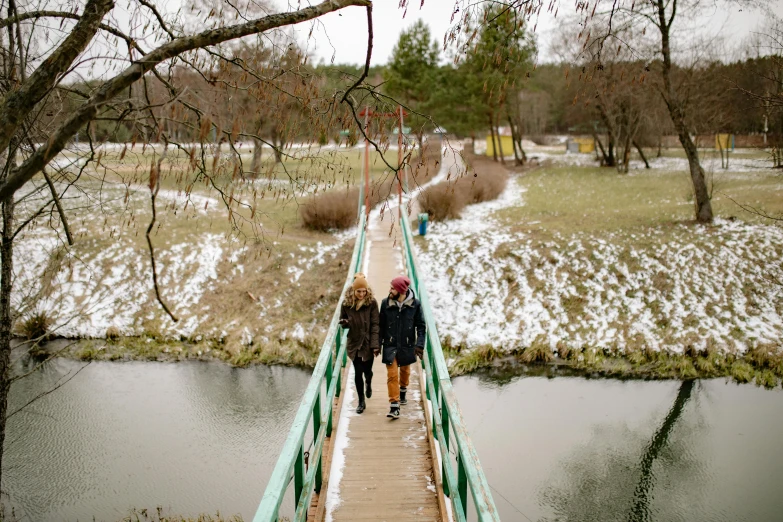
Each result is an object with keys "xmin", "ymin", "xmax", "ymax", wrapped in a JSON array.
[
  {"xmin": 340, "ymin": 295, "xmax": 380, "ymax": 361},
  {"xmin": 379, "ymin": 288, "xmax": 426, "ymax": 366}
]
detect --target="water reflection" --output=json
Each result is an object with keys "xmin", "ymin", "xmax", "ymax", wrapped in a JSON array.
[
  {"xmin": 629, "ymin": 380, "xmax": 694, "ymax": 522},
  {"xmin": 4, "ymin": 357, "xmax": 310, "ymax": 521},
  {"xmin": 453, "ymin": 370, "xmax": 783, "ymax": 522},
  {"xmin": 539, "ymin": 380, "xmax": 703, "ymax": 522}
]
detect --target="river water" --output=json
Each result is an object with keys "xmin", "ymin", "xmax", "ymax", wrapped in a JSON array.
[{"xmin": 5, "ymin": 357, "xmax": 783, "ymax": 521}]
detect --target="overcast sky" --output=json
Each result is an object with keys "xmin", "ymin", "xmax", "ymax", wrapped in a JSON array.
[{"xmin": 292, "ymin": 0, "xmax": 783, "ymax": 66}]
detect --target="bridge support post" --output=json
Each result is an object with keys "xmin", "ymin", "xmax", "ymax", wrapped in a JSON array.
[
  {"xmin": 458, "ymin": 454, "xmax": 468, "ymax": 516},
  {"xmin": 313, "ymin": 395, "xmax": 323, "ymax": 494},
  {"xmin": 335, "ymin": 335, "xmax": 343, "ymax": 398},
  {"xmin": 442, "ymin": 403, "xmax": 450, "ymax": 452},
  {"xmin": 295, "ymin": 444, "xmax": 305, "ymax": 506}
]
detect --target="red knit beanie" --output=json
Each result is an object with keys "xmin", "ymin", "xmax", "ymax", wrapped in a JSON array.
[{"xmin": 391, "ymin": 275, "xmax": 410, "ymax": 295}]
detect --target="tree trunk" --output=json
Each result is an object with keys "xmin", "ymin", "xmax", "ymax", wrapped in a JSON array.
[
  {"xmin": 597, "ymin": 104, "xmax": 617, "ymax": 167},
  {"xmin": 593, "ymin": 133, "xmax": 609, "ymax": 166},
  {"xmin": 250, "ymin": 137, "xmax": 263, "ymax": 177},
  {"xmin": 488, "ymin": 115, "xmax": 498, "ymax": 162},
  {"xmin": 621, "ymin": 132, "xmax": 632, "ymax": 173},
  {"xmin": 495, "ymin": 113, "xmax": 506, "ymax": 166},
  {"xmin": 506, "ymin": 112, "xmax": 522, "ymax": 166},
  {"xmin": 676, "ymin": 127, "xmax": 713, "ymax": 222},
  {"xmin": 656, "ymin": 0, "xmax": 712, "ymax": 223},
  {"xmin": 271, "ymin": 129, "xmax": 284, "ymax": 163},
  {"xmin": 657, "ymin": 135, "xmax": 663, "ymax": 158},
  {"xmin": 0, "ymin": 150, "xmax": 14, "ymax": 488},
  {"xmin": 607, "ymin": 138, "xmax": 616, "ymax": 167},
  {"xmin": 634, "ymin": 141, "xmax": 650, "ymax": 169}
]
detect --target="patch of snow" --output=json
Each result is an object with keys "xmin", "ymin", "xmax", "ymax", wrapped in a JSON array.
[
  {"xmin": 291, "ymin": 323, "xmax": 306, "ymax": 341},
  {"xmin": 325, "ymin": 364, "xmax": 356, "ymax": 522},
  {"xmin": 241, "ymin": 327, "xmax": 253, "ymax": 346},
  {"xmin": 13, "ymin": 230, "xmax": 226, "ymax": 338},
  {"xmin": 417, "ymin": 177, "xmax": 783, "ymax": 355}
]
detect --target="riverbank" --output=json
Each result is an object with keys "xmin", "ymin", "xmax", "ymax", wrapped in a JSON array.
[
  {"xmin": 445, "ymin": 341, "xmax": 783, "ymax": 387},
  {"xmin": 420, "ymin": 148, "xmax": 783, "ymax": 388}
]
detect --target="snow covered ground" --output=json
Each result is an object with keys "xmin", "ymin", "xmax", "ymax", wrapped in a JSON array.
[
  {"xmin": 524, "ymin": 150, "xmax": 778, "ymax": 173},
  {"xmin": 12, "ymin": 179, "xmax": 350, "ymax": 345},
  {"xmin": 417, "ymin": 177, "xmax": 783, "ymax": 356}
]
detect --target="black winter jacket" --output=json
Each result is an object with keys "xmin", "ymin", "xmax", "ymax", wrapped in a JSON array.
[{"xmin": 379, "ymin": 289, "xmax": 426, "ymax": 366}]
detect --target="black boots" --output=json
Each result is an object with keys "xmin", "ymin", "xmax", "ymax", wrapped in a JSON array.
[
  {"xmin": 387, "ymin": 402, "xmax": 400, "ymax": 419},
  {"xmin": 356, "ymin": 398, "xmax": 366, "ymax": 414},
  {"xmin": 366, "ymin": 378, "xmax": 372, "ymax": 399},
  {"xmin": 399, "ymin": 387, "xmax": 407, "ymax": 405}
]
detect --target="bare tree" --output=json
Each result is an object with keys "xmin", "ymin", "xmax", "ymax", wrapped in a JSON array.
[{"xmin": 0, "ymin": 0, "xmax": 372, "ymax": 488}]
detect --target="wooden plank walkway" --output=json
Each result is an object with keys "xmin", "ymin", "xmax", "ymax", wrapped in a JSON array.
[
  {"xmin": 320, "ymin": 190, "xmax": 443, "ymax": 522},
  {"xmin": 309, "ymin": 146, "xmax": 465, "ymax": 522}
]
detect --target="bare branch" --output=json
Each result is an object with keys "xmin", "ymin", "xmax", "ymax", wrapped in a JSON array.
[
  {"xmin": 42, "ymin": 168, "xmax": 74, "ymax": 245},
  {"xmin": 145, "ymin": 146, "xmax": 178, "ymax": 323},
  {"xmin": 341, "ymin": 5, "xmax": 373, "ymax": 104},
  {"xmin": 0, "ymin": 0, "xmax": 372, "ymax": 203},
  {"xmin": 719, "ymin": 191, "xmax": 783, "ymax": 222},
  {"xmin": 0, "ymin": 0, "xmax": 115, "ymax": 156}
]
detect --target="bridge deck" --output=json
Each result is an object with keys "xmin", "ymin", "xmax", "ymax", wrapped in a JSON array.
[{"xmin": 321, "ymin": 192, "xmax": 444, "ymax": 521}]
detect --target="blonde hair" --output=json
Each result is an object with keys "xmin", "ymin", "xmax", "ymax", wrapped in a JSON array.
[{"xmin": 343, "ymin": 284, "xmax": 375, "ymax": 310}]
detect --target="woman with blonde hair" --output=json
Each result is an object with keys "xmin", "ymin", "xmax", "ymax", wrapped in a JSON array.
[{"xmin": 338, "ymin": 273, "xmax": 380, "ymax": 414}]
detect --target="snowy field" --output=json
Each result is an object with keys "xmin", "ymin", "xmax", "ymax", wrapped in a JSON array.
[
  {"xmin": 418, "ymin": 153, "xmax": 783, "ymax": 359},
  {"xmin": 12, "ymin": 177, "xmax": 351, "ymax": 355}
]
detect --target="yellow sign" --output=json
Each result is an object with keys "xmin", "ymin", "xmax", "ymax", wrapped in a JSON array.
[
  {"xmin": 486, "ymin": 135, "xmax": 515, "ymax": 157},
  {"xmin": 715, "ymin": 134, "xmax": 733, "ymax": 151}
]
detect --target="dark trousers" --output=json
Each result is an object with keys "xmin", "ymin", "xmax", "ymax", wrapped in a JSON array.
[{"xmin": 352, "ymin": 357, "xmax": 373, "ymax": 402}]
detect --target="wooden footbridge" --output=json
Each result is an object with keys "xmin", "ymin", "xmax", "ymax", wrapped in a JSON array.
[{"xmin": 253, "ymin": 152, "xmax": 499, "ymax": 522}]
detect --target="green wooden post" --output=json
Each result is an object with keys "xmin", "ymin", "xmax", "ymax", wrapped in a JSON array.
[
  {"xmin": 423, "ymin": 338, "xmax": 431, "ymax": 400},
  {"xmin": 315, "ymin": 454, "xmax": 323, "ymax": 494},
  {"xmin": 442, "ymin": 461, "xmax": 450, "ymax": 496},
  {"xmin": 312, "ymin": 394, "xmax": 322, "ymax": 494},
  {"xmin": 326, "ymin": 402, "xmax": 333, "ymax": 438},
  {"xmin": 442, "ymin": 402, "xmax": 450, "ymax": 450},
  {"xmin": 335, "ymin": 335, "xmax": 342, "ymax": 398},
  {"xmin": 325, "ymin": 351, "xmax": 333, "ymax": 391},
  {"xmin": 294, "ymin": 444, "xmax": 305, "ymax": 505},
  {"xmin": 458, "ymin": 454, "xmax": 468, "ymax": 516},
  {"xmin": 313, "ymin": 395, "xmax": 321, "ymax": 441}
]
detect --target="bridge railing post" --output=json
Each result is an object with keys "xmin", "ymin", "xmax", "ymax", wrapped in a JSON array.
[
  {"xmin": 399, "ymin": 211, "xmax": 501, "ymax": 522},
  {"xmin": 254, "ymin": 210, "xmax": 367, "ymax": 522}
]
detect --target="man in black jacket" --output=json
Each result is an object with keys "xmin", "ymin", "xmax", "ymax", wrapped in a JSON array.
[{"xmin": 376, "ymin": 275, "xmax": 426, "ymax": 419}]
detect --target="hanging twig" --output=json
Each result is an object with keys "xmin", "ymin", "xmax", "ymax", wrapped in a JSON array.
[
  {"xmin": 146, "ymin": 144, "xmax": 178, "ymax": 323},
  {"xmin": 341, "ymin": 5, "xmax": 373, "ymax": 105}
]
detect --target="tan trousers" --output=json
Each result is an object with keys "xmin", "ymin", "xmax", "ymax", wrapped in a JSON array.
[{"xmin": 386, "ymin": 359, "xmax": 411, "ymax": 404}]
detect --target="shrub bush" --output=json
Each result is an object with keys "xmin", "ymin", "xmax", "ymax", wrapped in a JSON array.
[
  {"xmin": 19, "ymin": 311, "xmax": 53, "ymax": 341},
  {"xmin": 419, "ymin": 184, "xmax": 464, "ymax": 221},
  {"xmin": 300, "ymin": 188, "xmax": 359, "ymax": 231},
  {"xmin": 419, "ymin": 153, "xmax": 508, "ymax": 221},
  {"xmin": 299, "ymin": 143, "xmax": 447, "ymax": 230}
]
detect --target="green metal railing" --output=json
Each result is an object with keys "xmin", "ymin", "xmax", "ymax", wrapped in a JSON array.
[
  {"xmin": 253, "ymin": 210, "xmax": 367, "ymax": 522},
  {"xmin": 400, "ymin": 211, "xmax": 500, "ymax": 522}
]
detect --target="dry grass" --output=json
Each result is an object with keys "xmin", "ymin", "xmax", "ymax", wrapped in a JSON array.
[
  {"xmin": 300, "ymin": 187, "xmax": 360, "ymax": 231},
  {"xmin": 300, "ymin": 144, "xmax": 443, "ymax": 230},
  {"xmin": 122, "ymin": 507, "xmax": 243, "ymax": 522},
  {"xmin": 17, "ymin": 311, "xmax": 53, "ymax": 341},
  {"xmin": 419, "ymin": 153, "xmax": 508, "ymax": 222}
]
